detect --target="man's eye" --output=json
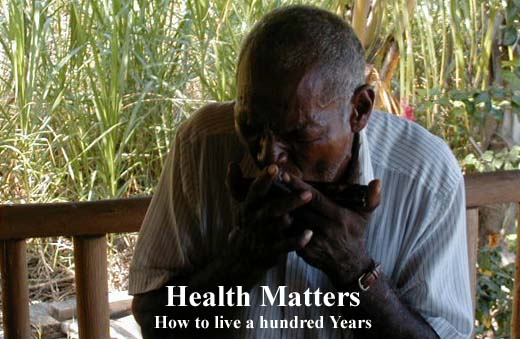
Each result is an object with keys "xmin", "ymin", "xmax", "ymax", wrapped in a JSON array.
[
  {"xmin": 295, "ymin": 136, "xmax": 321, "ymax": 144},
  {"xmin": 289, "ymin": 130, "xmax": 321, "ymax": 143}
]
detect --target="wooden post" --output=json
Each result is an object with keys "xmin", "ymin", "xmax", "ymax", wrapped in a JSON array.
[
  {"xmin": 466, "ymin": 208, "xmax": 479, "ymax": 311},
  {"xmin": 0, "ymin": 240, "xmax": 31, "ymax": 339},
  {"xmin": 512, "ymin": 203, "xmax": 520, "ymax": 339},
  {"xmin": 73, "ymin": 235, "xmax": 110, "ymax": 339}
]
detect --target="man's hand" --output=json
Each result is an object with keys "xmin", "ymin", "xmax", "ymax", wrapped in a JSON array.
[
  {"xmin": 282, "ymin": 173, "xmax": 381, "ymax": 287},
  {"xmin": 226, "ymin": 162, "xmax": 314, "ymax": 270}
]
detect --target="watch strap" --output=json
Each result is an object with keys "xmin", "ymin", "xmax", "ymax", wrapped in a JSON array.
[{"xmin": 358, "ymin": 261, "xmax": 382, "ymax": 291}]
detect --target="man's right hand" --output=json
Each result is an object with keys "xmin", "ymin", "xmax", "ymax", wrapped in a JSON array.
[{"xmin": 226, "ymin": 162, "xmax": 314, "ymax": 270}]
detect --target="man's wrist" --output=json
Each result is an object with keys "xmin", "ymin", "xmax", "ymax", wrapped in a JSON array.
[
  {"xmin": 332, "ymin": 254, "xmax": 374, "ymax": 289},
  {"xmin": 227, "ymin": 227, "xmax": 258, "ymax": 262},
  {"xmin": 358, "ymin": 261, "xmax": 382, "ymax": 291},
  {"xmin": 225, "ymin": 227, "xmax": 269, "ymax": 279}
]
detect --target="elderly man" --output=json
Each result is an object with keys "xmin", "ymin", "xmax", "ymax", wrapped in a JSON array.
[{"xmin": 130, "ymin": 5, "xmax": 473, "ymax": 339}]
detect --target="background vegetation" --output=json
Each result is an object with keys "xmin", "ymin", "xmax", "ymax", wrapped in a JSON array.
[{"xmin": 0, "ymin": 0, "xmax": 518, "ymax": 337}]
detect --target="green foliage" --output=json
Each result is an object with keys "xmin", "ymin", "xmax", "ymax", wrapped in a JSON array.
[
  {"xmin": 0, "ymin": 0, "xmax": 341, "ymax": 202},
  {"xmin": 475, "ymin": 242, "xmax": 516, "ymax": 338},
  {"xmin": 0, "ymin": 0, "xmax": 517, "ymax": 202},
  {"xmin": 0, "ymin": 0, "xmax": 518, "ymax": 334},
  {"xmin": 414, "ymin": 59, "xmax": 520, "ymax": 159},
  {"xmin": 462, "ymin": 147, "xmax": 520, "ymax": 172},
  {"xmin": 461, "ymin": 144, "xmax": 519, "ymax": 338}
]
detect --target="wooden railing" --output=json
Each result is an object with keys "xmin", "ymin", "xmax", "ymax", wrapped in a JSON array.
[
  {"xmin": 0, "ymin": 198, "xmax": 150, "ymax": 339},
  {"xmin": 0, "ymin": 170, "xmax": 519, "ymax": 339}
]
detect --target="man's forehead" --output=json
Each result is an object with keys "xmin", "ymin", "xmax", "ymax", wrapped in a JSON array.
[
  {"xmin": 235, "ymin": 97, "xmax": 310, "ymax": 129},
  {"xmin": 235, "ymin": 92, "xmax": 341, "ymax": 132},
  {"xmin": 239, "ymin": 61, "xmax": 346, "ymax": 105},
  {"xmin": 235, "ymin": 57, "xmax": 349, "ymax": 129}
]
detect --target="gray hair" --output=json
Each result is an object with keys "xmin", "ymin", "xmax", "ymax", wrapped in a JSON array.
[{"xmin": 237, "ymin": 5, "xmax": 366, "ymax": 104}]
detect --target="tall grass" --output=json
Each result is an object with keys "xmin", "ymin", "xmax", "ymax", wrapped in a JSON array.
[
  {"xmin": 1, "ymin": 0, "xmax": 184, "ymax": 202},
  {"xmin": 1, "ymin": 0, "xmax": 514, "ymax": 203},
  {"xmin": 0, "ymin": 0, "xmax": 517, "ymax": 334}
]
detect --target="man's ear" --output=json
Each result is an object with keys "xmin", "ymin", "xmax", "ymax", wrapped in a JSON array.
[{"xmin": 350, "ymin": 84, "xmax": 374, "ymax": 133}]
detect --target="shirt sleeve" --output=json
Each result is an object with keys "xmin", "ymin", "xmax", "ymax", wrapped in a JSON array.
[
  {"xmin": 395, "ymin": 175, "xmax": 474, "ymax": 339},
  {"xmin": 129, "ymin": 122, "xmax": 201, "ymax": 295}
]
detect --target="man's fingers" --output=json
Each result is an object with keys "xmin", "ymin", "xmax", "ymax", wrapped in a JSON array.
[
  {"xmin": 256, "ymin": 190, "xmax": 313, "ymax": 220},
  {"xmin": 283, "ymin": 173, "xmax": 342, "ymax": 220},
  {"xmin": 226, "ymin": 162, "xmax": 248, "ymax": 201},
  {"xmin": 247, "ymin": 164, "xmax": 278, "ymax": 203},
  {"xmin": 298, "ymin": 229, "xmax": 314, "ymax": 249},
  {"xmin": 293, "ymin": 208, "xmax": 323, "ymax": 231},
  {"xmin": 227, "ymin": 162, "xmax": 281, "ymax": 203},
  {"xmin": 274, "ymin": 229, "xmax": 314, "ymax": 253},
  {"xmin": 363, "ymin": 179, "xmax": 381, "ymax": 213},
  {"xmin": 284, "ymin": 172, "xmax": 381, "ymax": 216}
]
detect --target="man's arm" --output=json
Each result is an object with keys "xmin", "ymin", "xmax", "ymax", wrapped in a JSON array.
[
  {"xmin": 337, "ymin": 264, "xmax": 440, "ymax": 338},
  {"xmin": 133, "ymin": 164, "xmax": 313, "ymax": 338},
  {"xmin": 298, "ymin": 226, "xmax": 439, "ymax": 339},
  {"xmin": 286, "ymin": 173, "xmax": 468, "ymax": 339},
  {"xmin": 339, "ymin": 175, "xmax": 472, "ymax": 339},
  {"xmin": 132, "ymin": 242, "xmax": 263, "ymax": 339}
]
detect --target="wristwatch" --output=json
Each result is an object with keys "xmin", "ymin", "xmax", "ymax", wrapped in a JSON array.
[{"xmin": 358, "ymin": 261, "xmax": 382, "ymax": 291}]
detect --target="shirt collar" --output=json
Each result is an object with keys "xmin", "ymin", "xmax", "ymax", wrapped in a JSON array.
[{"xmin": 357, "ymin": 128, "xmax": 374, "ymax": 185}]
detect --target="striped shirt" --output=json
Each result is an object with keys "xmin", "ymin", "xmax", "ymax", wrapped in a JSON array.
[{"xmin": 129, "ymin": 102, "xmax": 473, "ymax": 339}]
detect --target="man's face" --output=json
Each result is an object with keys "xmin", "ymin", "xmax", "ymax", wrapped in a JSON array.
[{"xmin": 234, "ymin": 58, "xmax": 356, "ymax": 182}]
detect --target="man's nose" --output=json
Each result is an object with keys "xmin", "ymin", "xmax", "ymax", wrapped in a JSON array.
[{"xmin": 257, "ymin": 130, "xmax": 288, "ymax": 168}]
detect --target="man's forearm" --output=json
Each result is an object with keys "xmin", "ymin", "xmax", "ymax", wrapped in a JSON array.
[{"xmin": 338, "ymin": 275, "xmax": 439, "ymax": 339}]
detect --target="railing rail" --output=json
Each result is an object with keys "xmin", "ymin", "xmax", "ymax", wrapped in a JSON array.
[
  {"xmin": 0, "ymin": 197, "xmax": 150, "ymax": 240},
  {"xmin": 0, "ymin": 170, "xmax": 519, "ymax": 339}
]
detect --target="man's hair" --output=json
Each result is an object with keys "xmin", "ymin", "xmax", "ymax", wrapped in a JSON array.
[{"xmin": 237, "ymin": 5, "xmax": 366, "ymax": 103}]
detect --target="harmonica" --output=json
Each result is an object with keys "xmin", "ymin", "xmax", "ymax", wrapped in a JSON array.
[{"xmin": 241, "ymin": 177, "xmax": 369, "ymax": 210}]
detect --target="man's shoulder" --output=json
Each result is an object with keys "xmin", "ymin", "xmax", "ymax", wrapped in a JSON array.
[
  {"xmin": 367, "ymin": 110, "xmax": 462, "ymax": 202},
  {"xmin": 179, "ymin": 101, "xmax": 236, "ymax": 143}
]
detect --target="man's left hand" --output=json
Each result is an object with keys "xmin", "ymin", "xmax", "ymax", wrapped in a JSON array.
[{"xmin": 283, "ymin": 173, "xmax": 381, "ymax": 288}]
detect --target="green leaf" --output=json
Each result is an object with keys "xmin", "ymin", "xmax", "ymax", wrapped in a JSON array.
[
  {"xmin": 490, "ymin": 107, "xmax": 503, "ymax": 119},
  {"xmin": 507, "ymin": 4, "xmax": 520, "ymax": 21},
  {"xmin": 453, "ymin": 107, "xmax": 466, "ymax": 117},
  {"xmin": 450, "ymin": 90, "xmax": 470, "ymax": 101},
  {"xmin": 430, "ymin": 87, "xmax": 442, "ymax": 96},
  {"xmin": 463, "ymin": 153, "xmax": 477, "ymax": 162},
  {"xmin": 490, "ymin": 87, "xmax": 507, "ymax": 99},
  {"xmin": 416, "ymin": 88, "xmax": 428, "ymax": 96},
  {"xmin": 502, "ymin": 59, "xmax": 520, "ymax": 68},
  {"xmin": 483, "ymin": 151, "xmax": 494, "ymax": 162},
  {"xmin": 475, "ymin": 91, "xmax": 490, "ymax": 104},
  {"xmin": 512, "ymin": 95, "xmax": 520, "ymax": 108},
  {"xmin": 503, "ymin": 27, "xmax": 518, "ymax": 46},
  {"xmin": 436, "ymin": 97, "xmax": 450, "ymax": 106},
  {"xmin": 504, "ymin": 72, "xmax": 520, "ymax": 89}
]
